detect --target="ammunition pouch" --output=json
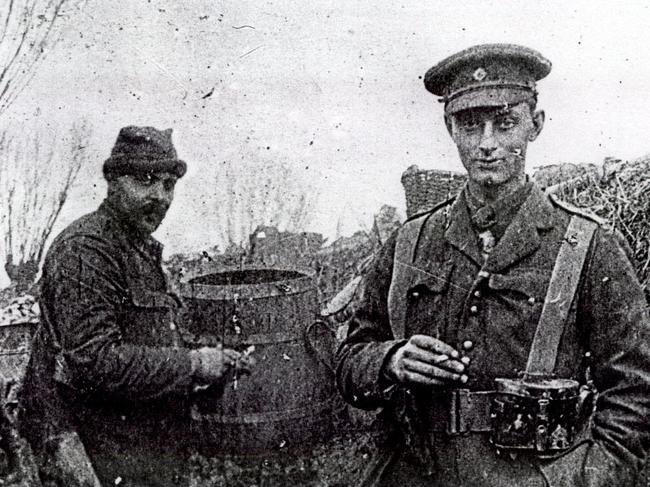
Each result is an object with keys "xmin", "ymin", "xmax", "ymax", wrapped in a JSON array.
[
  {"xmin": 412, "ymin": 378, "xmax": 595, "ymax": 457},
  {"xmin": 490, "ymin": 376, "xmax": 596, "ymax": 454}
]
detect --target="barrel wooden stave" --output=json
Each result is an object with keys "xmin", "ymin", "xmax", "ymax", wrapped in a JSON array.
[{"xmin": 179, "ymin": 268, "xmax": 337, "ymax": 454}]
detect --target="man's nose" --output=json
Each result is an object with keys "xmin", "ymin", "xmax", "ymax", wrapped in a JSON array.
[
  {"xmin": 150, "ymin": 181, "xmax": 172, "ymax": 205},
  {"xmin": 478, "ymin": 122, "xmax": 497, "ymax": 156}
]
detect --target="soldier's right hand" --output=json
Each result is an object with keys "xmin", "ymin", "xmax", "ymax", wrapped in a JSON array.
[
  {"xmin": 384, "ymin": 334, "xmax": 469, "ymax": 387},
  {"xmin": 189, "ymin": 345, "xmax": 242, "ymax": 384}
]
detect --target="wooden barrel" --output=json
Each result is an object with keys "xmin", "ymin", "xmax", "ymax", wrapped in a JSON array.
[{"xmin": 178, "ymin": 268, "xmax": 339, "ymax": 455}]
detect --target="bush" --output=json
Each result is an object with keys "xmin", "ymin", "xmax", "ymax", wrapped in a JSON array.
[{"xmin": 541, "ymin": 157, "xmax": 650, "ymax": 299}]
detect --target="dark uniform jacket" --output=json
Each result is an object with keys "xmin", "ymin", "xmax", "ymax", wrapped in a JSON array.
[
  {"xmin": 336, "ymin": 185, "xmax": 650, "ymax": 487},
  {"xmin": 22, "ymin": 200, "xmax": 196, "ymax": 460}
]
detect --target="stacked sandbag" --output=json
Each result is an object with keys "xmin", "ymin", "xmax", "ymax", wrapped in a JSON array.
[
  {"xmin": 539, "ymin": 156, "xmax": 650, "ymax": 299},
  {"xmin": 401, "ymin": 165, "xmax": 466, "ymax": 218},
  {"xmin": 0, "ymin": 295, "xmax": 40, "ymax": 327}
]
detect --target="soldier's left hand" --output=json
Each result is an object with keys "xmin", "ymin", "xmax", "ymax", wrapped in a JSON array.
[
  {"xmin": 190, "ymin": 345, "xmax": 241, "ymax": 383},
  {"xmin": 233, "ymin": 352, "xmax": 256, "ymax": 376},
  {"xmin": 384, "ymin": 334, "xmax": 469, "ymax": 387}
]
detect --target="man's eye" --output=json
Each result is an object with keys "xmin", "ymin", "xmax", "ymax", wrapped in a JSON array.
[
  {"xmin": 460, "ymin": 120, "xmax": 481, "ymax": 131},
  {"xmin": 498, "ymin": 118, "xmax": 516, "ymax": 130},
  {"xmin": 133, "ymin": 174, "xmax": 154, "ymax": 185}
]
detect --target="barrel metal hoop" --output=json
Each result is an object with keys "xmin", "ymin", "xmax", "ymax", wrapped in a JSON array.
[
  {"xmin": 244, "ymin": 332, "xmax": 298, "ymax": 345},
  {"xmin": 0, "ymin": 350, "xmax": 29, "ymax": 356},
  {"xmin": 182, "ymin": 283, "xmax": 307, "ymax": 300},
  {"xmin": 191, "ymin": 397, "xmax": 338, "ymax": 424}
]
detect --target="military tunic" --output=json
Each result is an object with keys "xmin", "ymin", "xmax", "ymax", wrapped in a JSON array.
[
  {"xmin": 336, "ymin": 185, "xmax": 650, "ymax": 486},
  {"xmin": 22, "ymin": 200, "xmax": 198, "ymax": 486}
]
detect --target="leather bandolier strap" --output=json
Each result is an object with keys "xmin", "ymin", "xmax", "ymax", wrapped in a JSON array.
[{"xmin": 525, "ymin": 216, "xmax": 597, "ymax": 376}]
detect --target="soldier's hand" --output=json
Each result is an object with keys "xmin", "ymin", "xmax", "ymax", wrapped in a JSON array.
[
  {"xmin": 234, "ymin": 347, "xmax": 256, "ymax": 376},
  {"xmin": 190, "ymin": 345, "xmax": 241, "ymax": 384},
  {"xmin": 384, "ymin": 334, "xmax": 469, "ymax": 387}
]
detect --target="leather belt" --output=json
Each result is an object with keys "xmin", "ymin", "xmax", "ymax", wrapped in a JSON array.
[{"xmin": 426, "ymin": 389, "xmax": 494, "ymax": 434}]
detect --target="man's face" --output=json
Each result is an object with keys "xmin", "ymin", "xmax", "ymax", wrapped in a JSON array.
[
  {"xmin": 108, "ymin": 172, "xmax": 178, "ymax": 236},
  {"xmin": 447, "ymin": 102, "xmax": 544, "ymax": 190}
]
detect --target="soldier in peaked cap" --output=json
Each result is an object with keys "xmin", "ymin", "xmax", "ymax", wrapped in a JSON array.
[
  {"xmin": 21, "ymin": 126, "xmax": 253, "ymax": 486},
  {"xmin": 337, "ymin": 44, "xmax": 650, "ymax": 486},
  {"xmin": 424, "ymin": 43, "xmax": 551, "ymax": 114}
]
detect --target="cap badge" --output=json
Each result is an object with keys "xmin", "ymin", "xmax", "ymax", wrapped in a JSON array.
[{"xmin": 473, "ymin": 67, "xmax": 487, "ymax": 81}]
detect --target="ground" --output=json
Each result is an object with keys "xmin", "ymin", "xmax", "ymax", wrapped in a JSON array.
[{"xmin": 189, "ymin": 420, "xmax": 377, "ymax": 487}]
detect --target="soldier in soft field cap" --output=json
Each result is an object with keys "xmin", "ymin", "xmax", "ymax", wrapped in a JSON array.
[
  {"xmin": 102, "ymin": 126, "xmax": 188, "ymax": 237},
  {"xmin": 102, "ymin": 125, "xmax": 187, "ymax": 179},
  {"xmin": 22, "ymin": 125, "xmax": 253, "ymax": 486},
  {"xmin": 337, "ymin": 44, "xmax": 650, "ymax": 486}
]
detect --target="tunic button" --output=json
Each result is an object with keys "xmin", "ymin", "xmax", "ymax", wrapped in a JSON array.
[
  {"xmin": 473, "ymin": 290, "xmax": 481, "ymax": 298},
  {"xmin": 527, "ymin": 297, "xmax": 536, "ymax": 305},
  {"xmin": 463, "ymin": 340, "xmax": 474, "ymax": 351},
  {"xmin": 169, "ymin": 322, "xmax": 177, "ymax": 331},
  {"xmin": 411, "ymin": 291, "xmax": 420, "ymax": 298},
  {"xmin": 470, "ymin": 305, "xmax": 478, "ymax": 314}
]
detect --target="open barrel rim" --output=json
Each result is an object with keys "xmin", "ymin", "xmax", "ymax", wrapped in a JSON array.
[{"xmin": 178, "ymin": 266, "xmax": 316, "ymax": 300}]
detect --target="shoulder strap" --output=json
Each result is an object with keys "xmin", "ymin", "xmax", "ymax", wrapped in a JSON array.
[
  {"xmin": 548, "ymin": 193, "xmax": 607, "ymax": 226},
  {"xmin": 525, "ymin": 215, "xmax": 598, "ymax": 377}
]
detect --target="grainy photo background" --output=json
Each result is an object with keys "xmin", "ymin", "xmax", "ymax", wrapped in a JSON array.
[
  {"xmin": 3, "ymin": 0, "xmax": 650, "ymax": 286},
  {"xmin": 2, "ymin": 1, "xmax": 650, "ymax": 486}
]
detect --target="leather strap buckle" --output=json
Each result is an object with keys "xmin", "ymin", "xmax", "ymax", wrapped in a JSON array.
[
  {"xmin": 431, "ymin": 389, "xmax": 492, "ymax": 435},
  {"xmin": 447, "ymin": 388, "xmax": 470, "ymax": 434}
]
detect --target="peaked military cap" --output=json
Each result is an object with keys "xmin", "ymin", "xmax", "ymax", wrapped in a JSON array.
[
  {"xmin": 424, "ymin": 44, "xmax": 551, "ymax": 114},
  {"xmin": 103, "ymin": 126, "xmax": 187, "ymax": 179}
]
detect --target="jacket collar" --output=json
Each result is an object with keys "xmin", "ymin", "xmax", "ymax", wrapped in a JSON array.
[
  {"xmin": 444, "ymin": 191, "xmax": 483, "ymax": 266},
  {"xmin": 444, "ymin": 183, "xmax": 556, "ymax": 271}
]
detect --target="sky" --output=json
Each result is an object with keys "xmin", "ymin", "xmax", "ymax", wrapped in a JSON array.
[{"xmin": 2, "ymin": 0, "xmax": 650, "ymax": 285}]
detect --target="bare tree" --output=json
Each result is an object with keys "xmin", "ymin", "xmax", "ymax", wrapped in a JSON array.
[
  {"xmin": 0, "ymin": 120, "xmax": 91, "ymax": 291},
  {"xmin": 212, "ymin": 154, "xmax": 320, "ymax": 247},
  {"xmin": 0, "ymin": 0, "xmax": 87, "ymax": 116}
]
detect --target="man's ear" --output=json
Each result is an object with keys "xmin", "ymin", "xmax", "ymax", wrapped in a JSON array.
[
  {"xmin": 529, "ymin": 109, "xmax": 545, "ymax": 142},
  {"xmin": 104, "ymin": 173, "xmax": 122, "ymax": 199},
  {"xmin": 104, "ymin": 170, "xmax": 117, "ymax": 182},
  {"xmin": 105, "ymin": 177, "xmax": 115, "ymax": 198}
]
